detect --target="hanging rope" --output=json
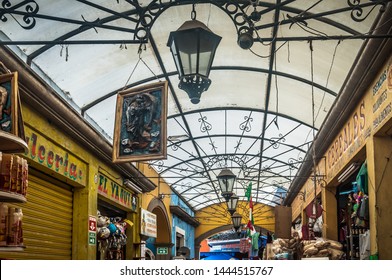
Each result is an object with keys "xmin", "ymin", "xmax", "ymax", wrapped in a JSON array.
[
  {"xmin": 122, "ymin": 53, "xmax": 141, "ymax": 91},
  {"xmin": 309, "ymin": 40, "xmax": 318, "ymax": 202},
  {"xmin": 274, "ymin": 57, "xmax": 279, "ymax": 130},
  {"xmin": 122, "ymin": 43, "xmax": 162, "ymax": 90}
]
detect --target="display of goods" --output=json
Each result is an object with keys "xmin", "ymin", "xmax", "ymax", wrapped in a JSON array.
[
  {"xmin": 0, "ymin": 154, "xmax": 28, "ymax": 197},
  {"xmin": 301, "ymin": 238, "xmax": 344, "ymax": 260}
]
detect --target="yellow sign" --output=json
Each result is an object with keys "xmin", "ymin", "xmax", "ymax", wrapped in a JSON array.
[
  {"xmin": 24, "ymin": 126, "xmax": 87, "ymax": 186},
  {"xmin": 326, "ymin": 56, "xmax": 392, "ymax": 180},
  {"xmin": 98, "ymin": 173, "xmax": 136, "ymax": 210}
]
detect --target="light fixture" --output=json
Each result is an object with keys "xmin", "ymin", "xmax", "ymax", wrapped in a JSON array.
[
  {"xmin": 231, "ymin": 212, "xmax": 242, "ymax": 232},
  {"xmin": 124, "ymin": 179, "xmax": 142, "ymax": 193},
  {"xmin": 217, "ymin": 168, "xmax": 236, "ymax": 202},
  {"xmin": 238, "ymin": 29, "xmax": 253, "ymax": 50},
  {"xmin": 167, "ymin": 4, "xmax": 221, "ymax": 104},
  {"xmin": 337, "ymin": 162, "xmax": 360, "ymax": 183},
  {"xmin": 227, "ymin": 193, "xmax": 239, "ymax": 216}
]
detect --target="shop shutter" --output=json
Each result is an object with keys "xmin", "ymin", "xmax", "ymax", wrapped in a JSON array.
[{"xmin": 0, "ymin": 175, "xmax": 73, "ymax": 260}]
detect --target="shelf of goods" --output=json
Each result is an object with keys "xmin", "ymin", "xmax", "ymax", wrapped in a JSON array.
[
  {"xmin": 1, "ymin": 132, "xmax": 29, "ymax": 253},
  {"xmin": 0, "ymin": 131, "xmax": 28, "ymax": 154},
  {"xmin": 0, "ymin": 245, "xmax": 25, "ymax": 252},
  {"xmin": 0, "ymin": 191, "xmax": 26, "ymax": 203}
]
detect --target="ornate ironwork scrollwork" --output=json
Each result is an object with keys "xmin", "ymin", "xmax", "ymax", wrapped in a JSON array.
[
  {"xmin": 179, "ymin": 165, "xmax": 189, "ymax": 173},
  {"xmin": 198, "ymin": 115, "xmax": 212, "ymax": 133},
  {"xmin": 209, "ymin": 141, "xmax": 217, "ymax": 151},
  {"xmin": 168, "ymin": 139, "xmax": 181, "ymax": 151},
  {"xmin": 239, "ymin": 115, "xmax": 253, "ymax": 132},
  {"xmin": 206, "ymin": 154, "xmax": 248, "ymax": 171},
  {"xmin": 134, "ymin": 0, "xmax": 252, "ymax": 41},
  {"xmin": 177, "ymin": 181, "xmax": 193, "ymax": 191},
  {"xmin": 0, "ymin": 0, "xmax": 39, "ymax": 29},
  {"xmin": 259, "ymin": 165, "xmax": 270, "ymax": 175},
  {"xmin": 269, "ymin": 133, "xmax": 286, "ymax": 149},
  {"xmin": 148, "ymin": 159, "xmax": 164, "ymax": 171},
  {"xmin": 288, "ymin": 156, "xmax": 303, "ymax": 170},
  {"xmin": 206, "ymin": 155, "xmax": 225, "ymax": 169},
  {"xmin": 348, "ymin": 0, "xmax": 386, "ymax": 22},
  {"xmin": 234, "ymin": 140, "xmax": 242, "ymax": 150}
]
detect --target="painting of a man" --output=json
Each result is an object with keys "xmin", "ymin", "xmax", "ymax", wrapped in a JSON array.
[
  {"xmin": 112, "ymin": 81, "xmax": 168, "ymax": 162},
  {"xmin": 121, "ymin": 91, "xmax": 161, "ymax": 154}
]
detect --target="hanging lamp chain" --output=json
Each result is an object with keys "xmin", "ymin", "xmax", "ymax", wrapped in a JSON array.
[{"xmin": 191, "ymin": 3, "xmax": 197, "ymax": 20}]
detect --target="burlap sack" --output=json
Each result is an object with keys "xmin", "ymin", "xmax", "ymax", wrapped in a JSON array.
[
  {"xmin": 328, "ymin": 240, "xmax": 343, "ymax": 250},
  {"xmin": 328, "ymin": 248, "xmax": 344, "ymax": 260},
  {"xmin": 304, "ymin": 246, "xmax": 318, "ymax": 256}
]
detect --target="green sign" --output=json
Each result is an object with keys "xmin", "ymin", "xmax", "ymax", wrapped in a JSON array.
[
  {"xmin": 157, "ymin": 247, "xmax": 168, "ymax": 255},
  {"xmin": 88, "ymin": 232, "xmax": 96, "ymax": 245}
]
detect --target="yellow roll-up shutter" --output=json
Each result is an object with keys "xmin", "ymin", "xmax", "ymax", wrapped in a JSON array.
[{"xmin": 0, "ymin": 174, "xmax": 73, "ymax": 260}]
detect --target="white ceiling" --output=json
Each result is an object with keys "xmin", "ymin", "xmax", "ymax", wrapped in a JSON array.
[{"xmin": 1, "ymin": 0, "xmax": 390, "ymax": 211}]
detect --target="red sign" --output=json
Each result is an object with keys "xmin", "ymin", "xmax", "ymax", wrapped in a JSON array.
[{"xmin": 89, "ymin": 216, "xmax": 97, "ymax": 232}]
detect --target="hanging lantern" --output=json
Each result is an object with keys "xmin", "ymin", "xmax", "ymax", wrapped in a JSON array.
[
  {"xmin": 227, "ymin": 193, "xmax": 239, "ymax": 216},
  {"xmin": 167, "ymin": 19, "xmax": 221, "ymax": 104},
  {"xmin": 217, "ymin": 168, "xmax": 236, "ymax": 202},
  {"xmin": 231, "ymin": 212, "xmax": 242, "ymax": 231}
]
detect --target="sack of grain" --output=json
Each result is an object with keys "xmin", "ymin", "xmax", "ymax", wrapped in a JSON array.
[
  {"xmin": 329, "ymin": 248, "xmax": 344, "ymax": 260},
  {"xmin": 278, "ymin": 238, "xmax": 289, "ymax": 248},
  {"xmin": 304, "ymin": 246, "xmax": 318, "ymax": 256},
  {"xmin": 328, "ymin": 239, "xmax": 343, "ymax": 250},
  {"xmin": 314, "ymin": 248, "xmax": 330, "ymax": 257},
  {"xmin": 303, "ymin": 243, "xmax": 316, "ymax": 252},
  {"xmin": 314, "ymin": 240, "xmax": 330, "ymax": 249},
  {"xmin": 302, "ymin": 240, "xmax": 316, "ymax": 246}
]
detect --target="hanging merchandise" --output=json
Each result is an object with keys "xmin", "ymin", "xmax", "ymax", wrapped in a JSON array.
[
  {"xmin": 359, "ymin": 230, "xmax": 370, "ymax": 260},
  {"xmin": 305, "ymin": 201, "xmax": 323, "ymax": 239},
  {"xmin": 96, "ymin": 210, "xmax": 130, "ymax": 260},
  {"xmin": 338, "ymin": 177, "xmax": 370, "ymax": 259},
  {"xmin": 358, "ymin": 195, "xmax": 369, "ymax": 221},
  {"xmin": 356, "ymin": 161, "xmax": 368, "ymax": 195},
  {"xmin": 313, "ymin": 215, "xmax": 323, "ymax": 233}
]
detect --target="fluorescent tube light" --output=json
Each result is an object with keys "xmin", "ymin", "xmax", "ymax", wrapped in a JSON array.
[{"xmin": 337, "ymin": 162, "xmax": 360, "ymax": 183}]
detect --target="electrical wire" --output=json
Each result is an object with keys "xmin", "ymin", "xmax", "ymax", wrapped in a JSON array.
[{"xmin": 314, "ymin": 39, "xmax": 340, "ymax": 121}]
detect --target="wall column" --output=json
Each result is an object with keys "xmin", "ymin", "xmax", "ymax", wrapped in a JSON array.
[
  {"xmin": 367, "ymin": 135, "xmax": 392, "ymax": 259},
  {"xmin": 322, "ymin": 187, "xmax": 338, "ymax": 241}
]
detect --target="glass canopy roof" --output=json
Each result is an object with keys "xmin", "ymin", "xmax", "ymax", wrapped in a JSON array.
[{"xmin": 1, "ymin": 0, "xmax": 390, "ymax": 211}]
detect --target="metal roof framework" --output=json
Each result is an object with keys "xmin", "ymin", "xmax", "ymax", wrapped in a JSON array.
[{"xmin": 1, "ymin": 0, "xmax": 391, "ymax": 213}]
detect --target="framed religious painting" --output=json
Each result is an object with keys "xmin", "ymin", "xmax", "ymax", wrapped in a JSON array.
[
  {"xmin": 112, "ymin": 81, "xmax": 168, "ymax": 163},
  {"xmin": 0, "ymin": 72, "xmax": 19, "ymax": 136}
]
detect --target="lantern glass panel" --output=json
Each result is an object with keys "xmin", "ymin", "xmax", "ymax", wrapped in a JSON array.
[
  {"xmin": 228, "ymin": 194, "xmax": 239, "ymax": 212},
  {"xmin": 232, "ymin": 213, "xmax": 242, "ymax": 228}
]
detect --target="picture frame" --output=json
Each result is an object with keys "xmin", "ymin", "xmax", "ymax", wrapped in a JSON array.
[
  {"xmin": 0, "ymin": 72, "xmax": 19, "ymax": 136},
  {"xmin": 112, "ymin": 81, "xmax": 168, "ymax": 163}
]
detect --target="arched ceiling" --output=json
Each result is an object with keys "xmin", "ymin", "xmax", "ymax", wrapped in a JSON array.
[{"xmin": 1, "ymin": 0, "xmax": 391, "ymax": 212}]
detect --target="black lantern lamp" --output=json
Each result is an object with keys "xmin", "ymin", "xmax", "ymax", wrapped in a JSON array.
[
  {"xmin": 167, "ymin": 6, "xmax": 221, "ymax": 104},
  {"xmin": 227, "ymin": 193, "xmax": 239, "ymax": 216},
  {"xmin": 231, "ymin": 212, "xmax": 242, "ymax": 232},
  {"xmin": 217, "ymin": 168, "xmax": 236, "ymax": 202},
  {"xmin": 237, "ymin": 26, "xmax": 254, "ymax": 50}
]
